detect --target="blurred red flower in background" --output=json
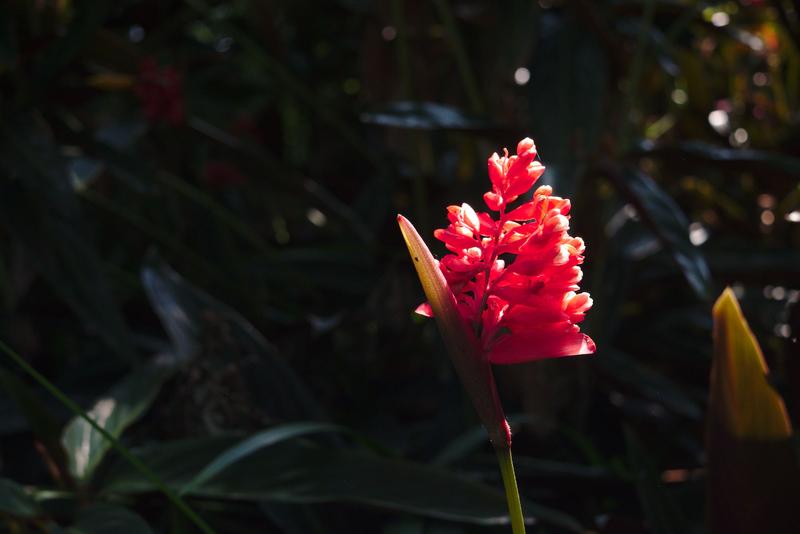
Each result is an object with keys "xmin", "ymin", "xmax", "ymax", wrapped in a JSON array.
[
  {"xmin": 204, "ymin": 160, "xmax": 248, "ymax": 188},
  {"xmin": 135, "ymin": 57, "xmax": 185, "ymax": 126}
]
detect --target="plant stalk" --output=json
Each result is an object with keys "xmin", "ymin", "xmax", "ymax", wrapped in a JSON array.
[
  {"xmin": 496, "ymin": 445, "xmax": 526, "ymax": 534},
  {"xmin": 0, "ymin": 339, "xmax": 216, "ymax": 534}
]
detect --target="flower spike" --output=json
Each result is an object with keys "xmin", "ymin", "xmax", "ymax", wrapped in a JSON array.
[
  {"xmin": 416, "ymin": 138, "xmax": 595, "ymax": 365},
  {"xmin": 399, "ymin": 138, "xmax": 595, "ymax": 533}
]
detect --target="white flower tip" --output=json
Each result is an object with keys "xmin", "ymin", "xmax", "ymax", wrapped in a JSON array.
[
  {"xmin": 517, "ymin": 137, "xmax": 535, "ymax": 154},
  {"xmin": 461, "ymin": 203, "xmax": 480, "ymax": 229}
]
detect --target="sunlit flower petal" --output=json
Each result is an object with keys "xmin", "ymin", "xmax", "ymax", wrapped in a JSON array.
[{"xmin": 415, "ymin": 137, "xmax": 595, "ymax": 364}]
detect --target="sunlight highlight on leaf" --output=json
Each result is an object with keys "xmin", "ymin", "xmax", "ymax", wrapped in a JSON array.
[
  {"xmin": 710, "ymin": 287, "xmax": 790, "ymax": 439},
  {"xmin": 706, "ymin": 288, "xmax": 800, "ymax": 534}
]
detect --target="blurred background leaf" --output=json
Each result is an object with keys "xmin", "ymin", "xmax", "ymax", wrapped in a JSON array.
[
  {"xmin": 140, "ymin": 254, "xmax": 325, "ymax": 424},
  {"xmin": 707, "ymin": 288, "xmax": 800, "ymax": 534},
  {"xmin": 0, "ymin": 114, "xmax": 135, "ymax": 362},
  {"xmin": 0, "ymin": 0, "xmax": 798, "ymax": 532},
  {"xmin": 0, "ymin": 478, "xmax": 41, "ymax": 519},
  {"xmin": 101, "ymin": 435, "xmax": 583, "ymax": 531},
  {"xmin": 67, "ymin": 503, "xmax": 153, "ymax": 534},
  {"xmin": 61, "ymin": 362, "xmax": 172, "ymax": 481}
]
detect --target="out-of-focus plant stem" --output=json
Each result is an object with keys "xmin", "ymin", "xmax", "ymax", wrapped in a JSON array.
[
  {"xmin": 432, "ymin": 0, "xmax": 484, "ymax": 114},
  {"xmin": 620, "ymin": 0, "xmax": 655, "ymax": 149},
  {"xmin": 0, "ymin": 340, "xmax": 216, "ymax": 534},
  {"xmin": 391, "ymin": 0, "xmax": 430, "ymax": 235},
  {"xmin": 496, "ymin": 445, "xmax": 526, "ymax": 534},
  {"xmin": 391, "ymin": 0, "xmax": 413, "ymax": 99}
]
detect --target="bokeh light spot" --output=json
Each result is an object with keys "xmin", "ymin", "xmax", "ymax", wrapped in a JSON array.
[{"xmin": 514, "ymin": 67, "xmax": 531, "ymax": 86}]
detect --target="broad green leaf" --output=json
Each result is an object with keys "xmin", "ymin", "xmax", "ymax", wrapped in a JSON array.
[
  {"xmin": 360, "ymin": 101, "xmax": 490, "ymax": 130},
  {"xmin": 0, "ymin": 113, "xmax": 135, "ymax": 361},
  {"xmin": 180, "ymin": 422, "xmax": 345, "ymax": 495},
  {"xmin": 433, "ymin": 424, "xmax": 490, "ymax": 466},
  {"xmin": 99, "ymin": 435, "xmax": 233, "ymax": 492},
  {"xmin": 397, "ymin": 215, "xmax": 508, "ymax": 447},
  {"xmin": 141, "ymin": 255, "xmax": 323, "ymax": 422},
  {"xmin": 62, "ymin": 363, "xmax": 172, "ymax": 481},
  {"xmin": 434, "ymin": 413, "xmax": 613, "ymax": 471},
  {"xmin": 598, "ymin": 349, "xmax": 702, "ymax": 420},
  {"xmin": 635, "ymin": 140, "xmax": 800, "ymax": 178},
  {"xmin": 615, "ymin": 20, "xmax": 679, "ymax": 77},
  {"xmin": 499, "ymin": 455, "xmax": 614, "ymax": 484},
  {"xmin": 625, "ymin": 427, "xmax": 689, "ymax": 534},
  {"xmin": 707, "ymin": 288, "xmax": 800, "ymax": 534},
  {"xmin": 259, "ymin": 502, "xmax": 327, "ymax": 534},
  {"xmin": 609, "ymin": 167, "xmax": 711, "ymax": 301},
  {"xmin": 68, "ymin": 503, "xmax": 153, "ymax": 534},
  {"xmin": 0, "ymin": 365, "xmax": 66, "ymax": 465},
  {"xmin": 0, "ymin": 478, "xmax": 41, "ymax": 518},
  {"xmin": 101, "ymin": 436, "xmax": 581, "ymax": 530},
  {"xmin": 707, "ymin": 249, "xmax": 800, "ymax": 277},
  {"xmin": 256, "ymin": 247, "xmax": 376, "ymax": 296}
]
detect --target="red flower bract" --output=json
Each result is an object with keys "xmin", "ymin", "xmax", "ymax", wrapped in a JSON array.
[{"xmin": 417, "ymin": 138, "xmax": 596, "ymax": 364}]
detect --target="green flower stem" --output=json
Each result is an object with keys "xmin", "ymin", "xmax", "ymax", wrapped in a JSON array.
[
  {"xmin": 496, "ymin": 445, "xmax": 526, "ymax": 534},
  {"xmin": 0, "ymin": 339, "xmax": 216, "ymax": 534}
]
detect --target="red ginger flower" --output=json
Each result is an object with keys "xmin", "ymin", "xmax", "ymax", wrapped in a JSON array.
[{"xmin": 417, "ymin": 138, "xmax": 595, "ymax": 364}]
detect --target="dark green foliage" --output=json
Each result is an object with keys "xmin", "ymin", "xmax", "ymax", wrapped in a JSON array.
[
  {"xmin": 0, "ymin": 478, "xmax": 41, "ymax": 519},
  {"xmin": 0, "ymin": 0, "xmax": 798, "ymax": 532}
]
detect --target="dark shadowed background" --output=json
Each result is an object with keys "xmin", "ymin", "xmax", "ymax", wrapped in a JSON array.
[{"xmin": 0, "ymin": 1, "xmax": 799, "ymax": 532}]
